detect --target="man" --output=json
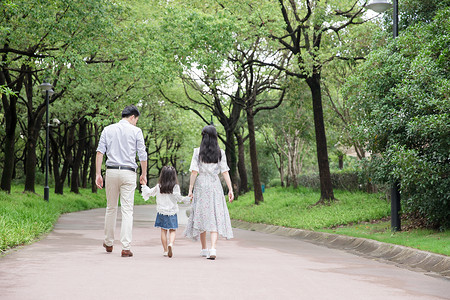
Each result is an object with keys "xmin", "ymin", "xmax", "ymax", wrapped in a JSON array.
[{"xmin": 96, "ymin": 105, "xmax": 147, "ymax": 257}]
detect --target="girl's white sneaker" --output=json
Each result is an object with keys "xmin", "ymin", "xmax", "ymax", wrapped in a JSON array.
[
  {"xmin": 163, "ymin": 251, "xmax": 168, "ymax": 257},
  {"xmin": 200, "ymin": 249, "xmax": 209, "ymax": 257},
  {"xmin": 207, "ymin": 248, "xmax": 216, "ymax": 260}
]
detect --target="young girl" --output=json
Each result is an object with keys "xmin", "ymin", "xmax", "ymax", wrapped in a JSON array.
[
  {"xmin": 142, "ymin": 166, "xmax": 190, "ymax": 258},
  {"xmin": 184, "ymin": 125, "xmax": 234, "ymax": 260}
]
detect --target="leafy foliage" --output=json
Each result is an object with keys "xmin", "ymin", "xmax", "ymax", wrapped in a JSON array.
[
  {"xmin": 345, "ymin": 7, "xmax": 450, "ymax": 229},
  {"xmin": 385, "ymin": 0, "xmax": 450, "ymax": 31}
]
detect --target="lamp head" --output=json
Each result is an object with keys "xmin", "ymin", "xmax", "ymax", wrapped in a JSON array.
[
  {"xmin": 366, "ymin": 0, "xmax": 392, "ymax": 13},
  {"xmin": 38, "ymin": 81, "xmax": 53, "ymax": 92}
]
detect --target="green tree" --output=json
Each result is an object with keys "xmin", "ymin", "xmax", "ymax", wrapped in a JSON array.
[
  {"xmin": 263, "ymin": 0, "xmax": 374, "ymax": 203},
  {"xmin": 260, "ymin": 78, "xmax": 313, "ymax": 188},
  {"xmin": 209, "ymin": 0, "xmax": 373, "ymax": 203},
  {"xmin": 345, "ymin": 7, "xmax": 450, "ymax": 229},
  {"xmin": 0, "ymin": 0, "xmax": 125, "ymax": 192},
  {"xmin": 154, "ymin": 2, "xmax": 287, "ymax": 203}
]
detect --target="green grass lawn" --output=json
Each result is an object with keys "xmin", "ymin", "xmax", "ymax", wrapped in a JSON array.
[
  {"xmin": 228, "ymin": 186, "xmax": 449, "ymax": 256},
  {"xmin": 0, "ymin": 184, "xmax": 151, "ymax": 253},
  {"xmin": 228, "ymin": 186, "xmax": 390, "ymax": 229},
  {"xmin": 319, "ymin": 222, "xmax": 450, "ymax": 256}
]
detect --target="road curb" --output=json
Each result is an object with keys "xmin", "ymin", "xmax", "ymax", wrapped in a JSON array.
[{"xmin": 231, "ymin": 220, "xmax": 450, "ymax": 279}]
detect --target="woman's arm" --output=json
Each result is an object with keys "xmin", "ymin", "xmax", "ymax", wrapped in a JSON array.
[
  {"xmin": 222, "ymin": 171, "xmax": 234, "ymax": 202},
  {"xmin": 188, "ymin": 171, "xmax": 198, "ymax": 198}
]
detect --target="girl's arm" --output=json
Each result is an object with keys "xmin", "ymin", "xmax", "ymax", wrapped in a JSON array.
[
  {"xmin": 141, "ymin": 185, "xmax": 158, "ymax": 201},
  {"xmin": 222, "ymin": 171, "xmax": 234, "ymax": 202},
  {"xmin": 188, "ymin": 171, "xmax": 198, "ymax": 199},
  {"xmin": 173, "ymin": 184, "xmax": 188, "ymax": 203}
]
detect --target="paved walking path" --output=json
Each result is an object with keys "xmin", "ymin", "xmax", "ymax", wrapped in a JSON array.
[{"xmin": 0, "ymin": 205, "xmax": 449, "ymax": 300}]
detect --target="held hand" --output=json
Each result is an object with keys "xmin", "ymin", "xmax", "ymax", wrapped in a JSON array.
[
  {"xmin": 228, "ymin": 190, "xmax": 234, "ymax": 202},
  {"xmin": 188, "ymin": 191, "xmax": 193, "ymax": 199},
  {"xmin": 140, "ymin": 174, "xmax": 147, "ymax": 185},
  {"xmin": 95, "ymin": 174, "xmax": 103, "ymax": 189}
]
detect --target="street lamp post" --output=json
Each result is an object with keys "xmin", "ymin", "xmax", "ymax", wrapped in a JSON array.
[
  {"xmin": 366, "ymin": 0, "xmax": 401, "ymax": 231},
  {"xmin": 38, "ymin": 81, "xmax": 54, "ymax": 201},
  {"xmin": 367, "ymin": 0, "xmax": 398, "ymax": 38}
]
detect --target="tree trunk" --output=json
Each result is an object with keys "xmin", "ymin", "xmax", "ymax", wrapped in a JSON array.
[
  {"xmin": 0, "ymin": 66, "xmax": 24, "ymax": 193},
  {"xmin": 225, "ymin": 128, "xmax": 239, "ymax": 199},
  {"xmin": 50, "ymin": 128, "xmax": 63, "ymax": 194},
  {"xmin": 24, "ymin": 107, "xmax": 44, "ymax": 193},
  {"xmin": 71, "ymin": 119, "xmax": 87, "ymax": 194},
  {"xmin": 306, "ymin": 73, "xmax": 335, "ymax": 203},
  {"xmin": 0, "ymin": 93, "xmax": 18, "ymax": 193},
  {"xmin": 82, "ymin": 149, "xmax": 89, "ymax": 189},
  {"xmin": 236, "ymin": 132, "xmax": 249, "ymax": 194},
  {"xmin": 24, "ymin": 71, "xmax": 46, "ymax": 193},
  {"xmin": 54, "ymin": 126, "xmax": 75, "ymax": 194},
  {"xmin": 246, "ymin": 108, "xmax": 263, "ymax": 204},
  {"xmin": 81, "ymin": 128, "xmax": 90, "ymax": 189},
  {"xmin": 91, "ymin": 124, "xmax": 99, "ymax": 193},
  {"xmin": 290, "ymin": 153, "xmax": 298, "ymax": 189},
  {"xmin": 280, "ymin": 156, "xmax": 285, "ymax": 187},
  {"xmin": 338, "ymin": 154, "xmax": 344, "ymax": 169},
  {"xmin": 24, "ymin": 127, "xmax": 39, "ymax": 193},
  {"xmin": 286, "ymin": 150, "xmax": 292, "ymax": 187}
]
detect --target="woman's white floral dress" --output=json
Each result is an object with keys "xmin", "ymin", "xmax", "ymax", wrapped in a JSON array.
[{"xmin": 184, "ymin": 148, "xmax": 234, "ymax": 240}]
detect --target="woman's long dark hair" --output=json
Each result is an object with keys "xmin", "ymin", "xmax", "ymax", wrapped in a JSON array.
[
  {"xmin": 158, "ymin": 166, "xmax": 179, "ymax": 194},
  {"xmin": 199, "ymin": 125, "xmax": 221, "ymax": 163}
]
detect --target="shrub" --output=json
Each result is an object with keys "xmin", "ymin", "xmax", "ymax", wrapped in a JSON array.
[
  {"xmin": 344, "ymin": 8, "xmax": 450, "ymax": 229},
  {"xmin": 295, "ymin": 171, "xmax": 373, "ymax": 192},
  {"xmin": 267, "ymin": 178, "xmax": 282, "ymax": 187}
]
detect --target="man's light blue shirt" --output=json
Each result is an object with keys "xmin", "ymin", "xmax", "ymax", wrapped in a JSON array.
[{"xmin": 96, "ymin": 119, "xmax": 147, "ymax": 170}]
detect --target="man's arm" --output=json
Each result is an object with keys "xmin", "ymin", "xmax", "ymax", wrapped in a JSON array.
[
  {"xmin": 139, "ymin": 160, "xmax": 147, "ymax": 185},
  {"xmin": 96, "ymin": 152, "xmax": 104, "ymax": 189},
  {"xmin": 136, "ymin": 129, "xmax": 148, "ymax": 185}
]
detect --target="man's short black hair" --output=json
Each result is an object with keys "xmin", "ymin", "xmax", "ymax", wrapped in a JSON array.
[{"xmin": 122, "ymin": 105, "xmax": 140, "ymax": 118}]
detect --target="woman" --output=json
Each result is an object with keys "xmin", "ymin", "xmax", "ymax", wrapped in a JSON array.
[{"xmin": 184, "ymin": 125, "xmax": 234, "ymax": 260}]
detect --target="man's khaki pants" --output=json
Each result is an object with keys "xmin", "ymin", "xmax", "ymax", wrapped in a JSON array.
[{"xmin": 104, "ymin": 169, "xmax": 137, "ymax": 250}]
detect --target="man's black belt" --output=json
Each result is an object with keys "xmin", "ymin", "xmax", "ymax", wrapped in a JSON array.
[{"xmin": 106, "ymin": 166, "xmax": 136, "ymax": 172}]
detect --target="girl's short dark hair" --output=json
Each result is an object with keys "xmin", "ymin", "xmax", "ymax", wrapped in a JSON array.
[
  {"xmin": 158, "ymin": 166, "xmax": 178, "ymax": 194},
  {"xmin": 199, "ymin": 125, "xmax": 221, "ymax": 163},
  {"xmin": 122, "ymin": 105, "xmax": 140, "ymax": 118}
]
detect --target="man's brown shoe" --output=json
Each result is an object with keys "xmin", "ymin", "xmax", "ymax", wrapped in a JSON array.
[
  {"xmin": 103, "ymin": 243, "xmax": 113, "ymax": 253},
  {"xmin": 121, "ymin": 250, "xmax": 133, "ymax": 257}
]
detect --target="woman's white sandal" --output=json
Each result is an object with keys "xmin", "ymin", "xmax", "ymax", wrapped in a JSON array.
[
  {"xmin": 200, "ymin": 249, "xmax": 209, "ymax": 257},
  {"xmin": 207, "ymin": 248, "xmax": 216, "ymax": 260}
]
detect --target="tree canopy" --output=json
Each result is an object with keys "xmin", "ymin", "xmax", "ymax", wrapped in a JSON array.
[
  {"xmin": 1, "ymin": 0, "xmax": 448, "ymax": 230},
  {"xmin": 344, "ymin": 6, "xmax": 450, "ymax": 229}
]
